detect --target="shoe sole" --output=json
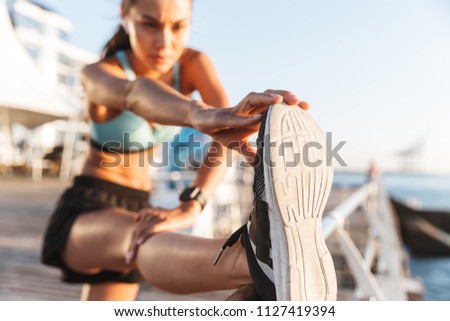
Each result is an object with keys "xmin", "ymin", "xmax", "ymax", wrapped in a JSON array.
[{"xmin": 263, "ymin": 103, "xmax": 337, "ymax": 301}]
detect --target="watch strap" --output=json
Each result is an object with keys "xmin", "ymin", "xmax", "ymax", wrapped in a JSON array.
[{"xmin": 179, "ymin": 186, "xmax": 207, "ymax": 209}]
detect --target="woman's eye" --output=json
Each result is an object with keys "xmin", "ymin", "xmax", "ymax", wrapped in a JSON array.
[
  {"xmin": 173, "ymin": 24, "xmax": 185, "ymax": 32},
  {"xmin": 143, "ymin": 22, "xmax": 159, "ymax": 29}
]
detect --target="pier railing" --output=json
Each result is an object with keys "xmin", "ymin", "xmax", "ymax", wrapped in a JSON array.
[{"xmin": 322, "ymin": 180, "xmax": 414, "ymax": 300}]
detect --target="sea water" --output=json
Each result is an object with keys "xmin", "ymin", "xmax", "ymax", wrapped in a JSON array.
[{"xmin": 333, "ymin": 171, "xmax": 450, "ymax": 301}]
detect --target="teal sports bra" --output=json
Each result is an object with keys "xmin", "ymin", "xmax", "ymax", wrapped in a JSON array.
[{"xmin": 90, "ymin": 50, "xmax": 182, "ymax": 152}]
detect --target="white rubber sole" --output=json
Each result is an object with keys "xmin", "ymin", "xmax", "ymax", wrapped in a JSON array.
[{"xmin": 263, "ymin": 103, "xmax": 337, "ymax": 301}]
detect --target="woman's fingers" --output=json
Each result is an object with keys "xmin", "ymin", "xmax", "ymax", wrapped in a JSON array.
[
  {"xmin": 194, "ymin": 108, "xmax": 260, "ymax": 134},
  {"xmin": 238, "ymin": 92, "xmax": 283, "ymax": 115},
  {"xmin": 126, "ymin": 210, "xmax": 164, "ymax": 264},
  {"xmin": 263, "ymin": 89, "xmax": 309, "ymax": 110},
  {"xmin": 135, "ymin": 208, "xmax": 149, "ymax": 222},
  {"xmin": 233, "ymin": 90, "xmax": 309, "ymax": 119},
  {"xmin": 221, "ymin": 113, "xmax": 262, "ymax": 130},
  {"xmin": 299, "ymin": 101, "xmax": 309, "ymax": 110},
  {"xmin": 210, "ymin": 92, "xmax": 279, "ymax": 131},
  {"xmin": 238, "ymin": 141, "xmax": 257, "ymax": 166},
  {"xmin": 264, "ymin": 89, "xmax": 299, "ymax": 105},
  {"xmin": 126, "ymin": 240, "xmax": 139, "ymax": 264},
  {"xmin": 196, "ymin": 91, "xmax": 308, "ymax": 134},
  {"xmin": 211, "ymin": 127, "xmax": 257, "ymax": 165}
]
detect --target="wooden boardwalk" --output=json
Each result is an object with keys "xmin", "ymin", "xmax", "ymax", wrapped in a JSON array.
[
  {"xmin": 0, "ymin": 178, "xmax": 236, "ymax": 300},
  {"xmin": 0, "ymin": 177, "xmax": 351, "ymax": 301}
]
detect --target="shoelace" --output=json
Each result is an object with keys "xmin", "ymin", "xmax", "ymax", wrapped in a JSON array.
[{"xmin": 213, "ymin": 224, "xmax": 247, "ymax": 265}]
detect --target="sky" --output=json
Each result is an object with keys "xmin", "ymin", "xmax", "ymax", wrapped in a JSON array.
[{"xmin": 24, "ymin": 0, "xmax": 450, "ymax": 174}]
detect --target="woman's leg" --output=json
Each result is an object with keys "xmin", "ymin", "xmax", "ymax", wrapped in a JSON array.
[
  {"xmin": 62, "ymin": 207, "xmax": 251, "ymax": 296},
  {"xmin": 136, "ymin": 232, "xmax": 251, "ymax": 294},
  {"xmin": 225, "ymin": 285, "xmax": 258, "ymax": 301},
  {"xmin": 62, "ymin": 207, "xmax": 138, "ymax": 273},
  {"xmin": 80, "ymin": 283, "xmax": 140, "ymax": 301},
  {"xmin": 62, "ymin": 207, "xmax": 141, "ymax": 300}
]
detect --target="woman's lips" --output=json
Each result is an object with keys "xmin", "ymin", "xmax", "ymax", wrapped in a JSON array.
[{"xmin": 151, "ymin": 55, "xmax": 171, "ymax": 65}]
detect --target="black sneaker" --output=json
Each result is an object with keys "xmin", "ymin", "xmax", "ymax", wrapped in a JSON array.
[{"xmin": 216, "ymin": 103, "xmax": 336, "ymax": 301}]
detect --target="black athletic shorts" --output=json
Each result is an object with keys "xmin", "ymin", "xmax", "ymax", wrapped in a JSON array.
[{"xmin": 41, "ymin": 175, "xmax": 150, "ymax": 284}]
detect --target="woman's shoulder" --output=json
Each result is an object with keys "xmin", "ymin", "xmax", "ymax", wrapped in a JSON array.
[
  {"xmin": 178, "ymin": 48, "xmax": 224, "ymax": 97},
  {"xmin": 90, "ymin": 54, "xmax": 122, "ymax": 70},
  {"xmin": 81, "ymin": 54, "xmax": 126, "ymax": 81},
  {"xmin": 179, "ymin": 48, "xmax": 218, "ymax": 77},
  {"xmin": 180, "ymin": 48, "xmax": 213, "ymax": 67}
]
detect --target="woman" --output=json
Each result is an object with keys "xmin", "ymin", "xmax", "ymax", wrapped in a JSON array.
[{"xmin": 41, "ymin": 0, "xmax": 307, "ymax": 300}]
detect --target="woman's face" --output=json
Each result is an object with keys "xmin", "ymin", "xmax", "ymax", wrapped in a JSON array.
[{"xmin": 124, "ymin": 0, "xmax": 192, "ymax": 75}]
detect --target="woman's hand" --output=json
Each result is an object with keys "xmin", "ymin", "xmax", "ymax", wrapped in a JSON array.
[
  {"xmin": 232, "ymin": 89, "xmax": 308, "ymax": 117},
  {"xmin": 191, "ymin": 90, "xmax": 309, "ymax": 136},
  {"xmin": 201, "ymin": 90, "xmax": 309, "ymax": 164},
  {"xmin": 126, "ymin": 201, "xmax": 202, "ymax": 264}
]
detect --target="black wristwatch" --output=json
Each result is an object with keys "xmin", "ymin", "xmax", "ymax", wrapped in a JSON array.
[{"xmin": 179, "ymin": 186, "xmax": 207, "ymax": 209}]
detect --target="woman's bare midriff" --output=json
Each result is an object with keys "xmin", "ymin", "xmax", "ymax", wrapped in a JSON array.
[{"xmin": 81, "ymin": 145, "xmax": 155, "ymax": 191}]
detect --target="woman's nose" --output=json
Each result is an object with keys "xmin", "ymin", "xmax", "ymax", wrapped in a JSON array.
[{"xmin": 155, "ymin": 27, "xmax": 173, "ymax": 51}]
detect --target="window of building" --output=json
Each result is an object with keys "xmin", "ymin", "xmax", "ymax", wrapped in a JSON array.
[
  {"xmin": 25, "ymin": 45, "xmax": 40, "ymax": 60},
  {"xmin": 57, "ymin": 73, "xmax": 76, "ymax": 87},
  {"xmin": 58, "ymin": 53, "xmax": 71, "ymax": 66},
  {"xmin": 58, "ymin": 29, "xmax": 69, "ymax": 41},
  {"xmin": 12, "ymin": 13, "xmax": 43, "ymax": 33}
]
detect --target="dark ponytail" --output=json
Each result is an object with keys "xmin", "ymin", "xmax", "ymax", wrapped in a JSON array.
[
  {"xmin": 101, "ymin": 0, "xmax": 136, "ymax": 59},
  {"xmin": 101, "ymin": 25, "xmax": 131, "ymax": 59}
]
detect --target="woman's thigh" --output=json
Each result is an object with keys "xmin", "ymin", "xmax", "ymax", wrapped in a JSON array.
[{"xmin": 62, "ymin": 207, "xmax": 138, "ymax": 274}]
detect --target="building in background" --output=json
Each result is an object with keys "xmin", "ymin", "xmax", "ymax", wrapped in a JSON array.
[
  {"xmin": 8, "ymin": 0, "xmax": 97, "ymax": 99},
  {"xmin": 0, "ymin": 0, "xmax": 97, "ymax": 179}
]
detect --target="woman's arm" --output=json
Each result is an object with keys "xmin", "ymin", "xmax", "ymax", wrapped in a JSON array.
[
  {"xmin": 138, "ymin": 50, "xmax": 239, "ymax": 225},
  {"xmin": 80, "ymin": 58, "xmax": 297, "ymax": 136},
  {"xmin": 180, "ymin": 50, "xmax": 235, "ymax": 210},
  {"xmin": 80, "ymin": 60, "xmax": 201, "ymax": 128}
]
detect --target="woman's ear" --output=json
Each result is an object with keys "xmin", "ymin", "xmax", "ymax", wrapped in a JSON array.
[{"xmin": 121, "ymin": 17, "xmax": 129, "ymax": 34}]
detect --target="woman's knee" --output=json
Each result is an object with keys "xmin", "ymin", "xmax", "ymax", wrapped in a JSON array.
[{"xmin": 81, "ymin": 283, "xmax": 140, "ymax": 301}]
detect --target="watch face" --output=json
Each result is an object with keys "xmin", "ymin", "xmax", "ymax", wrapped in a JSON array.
[
  {"xmin": 179, "ymin": 186, "xmax": 206, "ymax": 209},
  {"xmin": 180, "ymin": 186, "xmax": 200, "ymax": 200},
  {"xmin": 187, "ymin": 186, "xmax": 200, "ymax": 199}
]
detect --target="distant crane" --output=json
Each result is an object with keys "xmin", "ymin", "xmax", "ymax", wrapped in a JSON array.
[{"xmin": 394, "ymin": 137, "xmax": 426, "ymax": 173}]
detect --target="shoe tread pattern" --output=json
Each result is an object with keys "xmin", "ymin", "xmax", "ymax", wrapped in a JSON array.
[{"xmin": 266, "ymin": 104, "xmax": 337, "ymax": 301}]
